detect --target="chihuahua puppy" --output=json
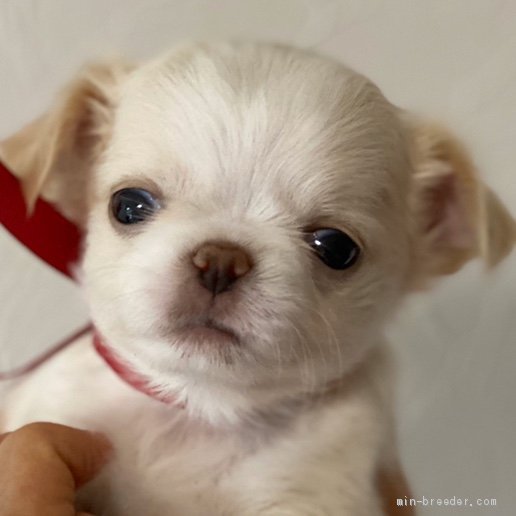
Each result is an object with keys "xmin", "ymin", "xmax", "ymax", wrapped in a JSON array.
[{"xmin": 1, "ymin": 42, "xmax": 514, "ymax": 515}]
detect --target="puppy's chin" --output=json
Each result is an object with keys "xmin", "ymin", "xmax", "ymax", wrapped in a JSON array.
[
  {"xmin": 94, "ymin": 336, "xmax": 293, "ymax": 426},
  {"xmin": 90, "ymin": 313, "xmax": 374, "ymax": 426}
]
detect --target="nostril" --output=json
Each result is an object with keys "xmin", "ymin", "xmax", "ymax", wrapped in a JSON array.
[{"xmin": 192, "ymin": 242, "xmax": 252, "ymax": 295}]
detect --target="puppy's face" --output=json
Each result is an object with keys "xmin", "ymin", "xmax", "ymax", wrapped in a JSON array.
[
  {"xmin": 83, "ymin": 45, "xmax": 413, "ymax": 420},
  {"xmin": 2, "ymin": 43, "xmax": 514, "ymax": 423}
]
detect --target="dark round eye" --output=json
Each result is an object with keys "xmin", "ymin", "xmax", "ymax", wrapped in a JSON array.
[
  {"xmin": 306, "ymin": 228, "xmax": 361, "ymax": 270},
  {"xmin": 111, "ymin": 188, "xmax": 160, "ymax": 225}
]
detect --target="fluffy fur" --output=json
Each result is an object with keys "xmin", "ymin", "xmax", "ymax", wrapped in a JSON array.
[{"xmin": 1, "ymin": 42, "xmax": 514, "ymax": 515}]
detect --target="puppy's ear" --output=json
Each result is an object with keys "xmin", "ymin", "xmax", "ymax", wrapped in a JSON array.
[
  {"xmin": 0, "ymin": 60, "xmax": 133, "ymax": 226},
  {"xmin": 406, "ymin": 118, "xmax": 516, "ymax": 285}
]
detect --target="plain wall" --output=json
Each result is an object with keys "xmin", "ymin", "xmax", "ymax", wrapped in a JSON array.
[{"xmin": 1, "ymin": 1, "xmax": 515, "ymax": 514}]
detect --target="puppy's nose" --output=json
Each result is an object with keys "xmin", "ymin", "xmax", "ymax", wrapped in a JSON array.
[{"xmin": 192, "ymin": 242, "xmax": 252, "ymax": 295}]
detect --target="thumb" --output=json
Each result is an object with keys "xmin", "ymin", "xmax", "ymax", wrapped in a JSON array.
[{"xmin": 0, "ymin": 422, "xmax": 112, "ymax": 516}]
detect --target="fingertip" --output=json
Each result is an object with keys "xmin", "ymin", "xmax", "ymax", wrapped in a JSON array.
[
  {"xmin": 88, "ymin": 431, "xmax": 114, "ymax": 459},
  {"xmin": 72, "ymin": 430, "xmax": 114, "ymax": 485}
]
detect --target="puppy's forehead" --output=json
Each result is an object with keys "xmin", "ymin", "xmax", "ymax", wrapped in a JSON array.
[{"xmin": 106, "ymin": 44, "xmax": 407, "ymax": 221}]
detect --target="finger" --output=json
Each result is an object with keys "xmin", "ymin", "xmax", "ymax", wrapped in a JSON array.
[{"xmin": 0, "ymin": 422, "xmax": 112, "ymax": 516}]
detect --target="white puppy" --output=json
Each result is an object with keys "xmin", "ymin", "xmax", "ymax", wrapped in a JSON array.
[{"xmin": 1, "ymin": 42, "xmax": 514, "ymax": 515}]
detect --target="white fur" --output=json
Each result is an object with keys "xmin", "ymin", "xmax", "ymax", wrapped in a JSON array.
[
  {"xmin": 2, "ymin": 42, "xmax": 514, "ymax": 515},
  {"xmin": 4, "ymin": 334, "xmax": 389, "ymax": 515}
]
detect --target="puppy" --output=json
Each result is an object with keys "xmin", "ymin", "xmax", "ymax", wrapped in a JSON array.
[{"xmin": 1, "ymin": 42, "xmax": 514, "ymax": 515}]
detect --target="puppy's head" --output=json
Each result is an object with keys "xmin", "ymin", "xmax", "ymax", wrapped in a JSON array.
[{"xmin": 2, "ymin": 43, "xmax": 515, "ymax": 423}]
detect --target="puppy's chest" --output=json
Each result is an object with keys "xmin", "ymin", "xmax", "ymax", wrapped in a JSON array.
[
  {"xmin": 87, "ymin": 420, "xmax": 259, "ymax": 516},
  {"xmin": 3, "ymin": 339, "xmax": 382, "ymax": 515},
  {"xmin": 90, "ymin": 428, "xmax": 246, "ymax": 516}
]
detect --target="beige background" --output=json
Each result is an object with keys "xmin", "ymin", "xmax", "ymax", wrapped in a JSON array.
[{"xmin": 1, "ymin": 1, "xmax": 515, "ymax": 514}]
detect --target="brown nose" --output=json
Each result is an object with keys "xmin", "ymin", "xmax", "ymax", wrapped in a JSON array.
[{"xmin": 192, "ymin": 242, "xmax": 252, "ymax": 295}]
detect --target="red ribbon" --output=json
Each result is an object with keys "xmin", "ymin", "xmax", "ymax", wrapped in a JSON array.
[
  {"xmin": 0, "ymin": 160, "xmax": 85, "ymax": 378},
  {"xmin": 0, "ymin": 160, "xmax": 81, "ymax": 278}
]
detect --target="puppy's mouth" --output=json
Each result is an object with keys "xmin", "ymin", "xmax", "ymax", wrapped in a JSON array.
[{"xmin": 175, "ymin": 319, "xmax": 240, "ymax": 347}]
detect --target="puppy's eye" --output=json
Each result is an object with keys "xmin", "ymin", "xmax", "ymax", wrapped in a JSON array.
[
  {"xmin": 306, "ymin": 228, "xmax": 360, "ymax": 270},
  {"xmin": 111, "ymin": 188, "xmax": 160, "ymax": 225}
]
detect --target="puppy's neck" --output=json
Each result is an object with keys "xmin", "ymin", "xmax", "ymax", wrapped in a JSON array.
[
  {"xmin": 217, "ymin": 348, "xmax": 385, "ymax": 431},
  {"xmin": 93, "ymin": 329, "xmax": 386, "ymax": 428}
]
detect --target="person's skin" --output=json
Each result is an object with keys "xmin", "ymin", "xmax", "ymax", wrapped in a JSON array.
[{"xmin": 0, "ymin": 422, "xmax": 112, "ymax": 516}]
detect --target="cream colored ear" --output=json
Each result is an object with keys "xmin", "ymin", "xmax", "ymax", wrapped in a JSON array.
[
  {"xmin": 0, "ymin": 60, "xmax": 133, "ymax": 226},
  {"xmin": 407, "ymin": 118, "xmax": 516, "ymax": 282}
]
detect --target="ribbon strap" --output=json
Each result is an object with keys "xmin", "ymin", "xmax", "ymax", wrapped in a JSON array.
[{"xmin": 0, "ymin": 160, "xmax": 81, "ymax": 278}]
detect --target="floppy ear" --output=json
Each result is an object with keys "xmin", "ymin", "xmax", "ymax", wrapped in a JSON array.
[
  {"xmin": 406, "ymin": 118, "xmax": 516, "ymax": 284},
  {"xmin": 0, "ymin": 60, "xmax": 133, "ymax": 226}
]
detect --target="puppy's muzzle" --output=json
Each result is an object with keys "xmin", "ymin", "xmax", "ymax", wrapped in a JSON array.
[{"xmin": 192, "ymin": 241, "xmax": 252, "ymax": 295}]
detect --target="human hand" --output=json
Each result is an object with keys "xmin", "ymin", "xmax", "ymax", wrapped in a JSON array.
[{"xmin": 0, "ymin": 422, "xmax": 112, "ymax": 516}]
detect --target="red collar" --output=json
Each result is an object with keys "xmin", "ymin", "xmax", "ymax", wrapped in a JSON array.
[{"xmin": 93, "ymin": 333, "xmax": 176, "ymax": 404}]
